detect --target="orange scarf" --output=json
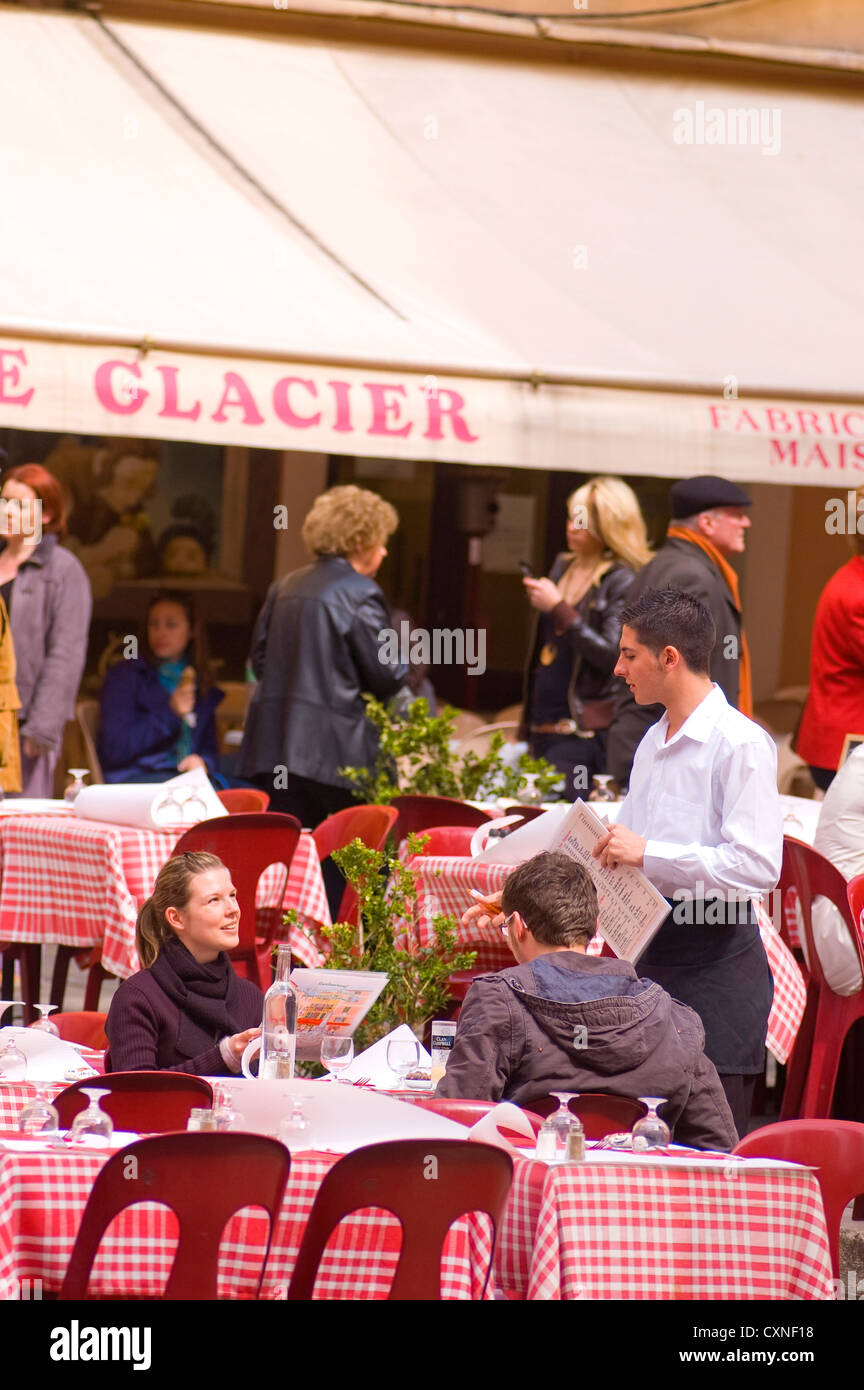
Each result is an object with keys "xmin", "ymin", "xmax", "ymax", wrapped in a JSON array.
[{"xmin": 666, "ymin": 525, "xmax": 753, "ymax": 717}]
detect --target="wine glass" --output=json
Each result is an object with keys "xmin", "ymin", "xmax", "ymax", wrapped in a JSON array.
[
  {"xmin": 153, "ymin": 789, "xmax": 183, "ymax": 827},
  {"xmin": 385, "ymin": 1037, "xmax": 420, "ymax": 1088},
  {"xmin": 0, "ymin": 1033, "xmax": 26, "ymax": 1081},
  {"xmin": 180, "ymin": 788, "xmax": 208, "ymax": 825},
  {"xmin": 0, "ymin": 998, "xmax": 18, "ymax": 1028},
  {"xmin": 64, "ymin": 769, "xmax": 90, "ymax": 804},
  {"xmin": 18, "ymin": 1083, "xmax": 60, "ymax": 1135},
  {"xmin": 588, "ymin": 774, "xmax": 616, "ymax": 803},
  {"xmin": 517, "ymin": 773, "xmax": 543, "ymax": 806},
  {"xmin": 631, "ymin": 1097, "xmax": 671, "ymax": 1152},
  {"xmin": 548, "ymin": 1091, "xmax": 579, "ymax": 1159},
  {"xmin": 69, "ymin": 1088, "xmax": 114, "ymax": 1145},
  {"xmin": 31, "ymin": 1004, "xmax": 60, "ymax": 1036},
  {"xmin": 320, "ymin": 1034, "xmax": 354, "ymax": 1082},
  {"xmin": 279, "ymin": 1098, "xmax": 314, "ymax": 1152}
]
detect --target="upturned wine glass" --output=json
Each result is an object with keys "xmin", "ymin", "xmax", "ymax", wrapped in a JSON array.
[
  {"xmin": 588, "ymin": 774, "xmax": 616, "ymax": 803},
  {"xmin": 69, "ymin": 1088, "xmax": 114, "ymax": 1144},
  {"xmin": 385, "ymin": 1037, "xmax": 420, "ymax": 1088},
  {"xmin": 31, "ymin": 1004, "xmax": 60, "ymax": 1036},
  {"xmin": 548, "ymin": 1091, "xmax": 579, "ymax": 1158},
  {"xmin": 279, "ymin": 1098, "xmax": 314, "ymax": 1152},
  {"xmin": 64, "ymin": 769, "xmax": 90, "ymax": 803},
  {"xmin": 0, "ymin": 1033, "xmax": 26, "ymax": 1081},
  {"xmin": 320, "ymin": 1034, "xmax": 354, "ymax": 1082},
  {"xmin": 631, "ymin": 1097, "xmax": 671, "ymax": 1151},
  {"xmin": 18, "ymin": 1083, "xmax": 60, "ymax": 1135}
]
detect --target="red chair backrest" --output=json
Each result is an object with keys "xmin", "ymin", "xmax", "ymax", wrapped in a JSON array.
[
  {"xmin": 287, "ymin": 1139, "xmax": 512, "ymax": 1300},
  {"xmin": 173, "ymin": 813, "xmax": 302, "ymax": 985},
  {"xmin": 217, "ymin": 788, "xmax": 271, "ymax": 814},
  {"xmin": 499, "ymin": 805, "xmax": 549, "ymax": 824},
  {"xmin": 49, "ymin": 1011, "xmax": 108, "ymax": 1049},
  {"xmin": 414, "ymin": 825, "xmax": 476, "ymax": 856},
  {"xmin": 59, "ymin": 1132, "xmax": 290, "ymax": 1299},
  {"xmin": 782, "ymin": 837, "xmax": 864, "ymax": 991},
  {"xmin": 312, "ymin": 804, "xmax": 398, "ymax": 924},
  {"xmin": 529, "ymin": 1092, "xmax": 647, "ymax": 1138},
  {"xmin": 733, "ymin": 1119, "xmax": 864, "ymax": 1277},
  {"xmin": 55, "ymin": 1072, "xmax": 213, "ymax": 1131},
  {"xmin": 391, "ymin": 796, "xmax": 493, "ymax": 845},
  {"xmin": 410, "ymin": 1096, "xmax": 543, "ymax": 1144}
]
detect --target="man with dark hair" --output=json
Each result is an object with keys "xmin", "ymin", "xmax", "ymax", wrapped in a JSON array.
[
  {"xmin": 593, "ymin": 586, "xmax": 782, "ymax": 1134},
  {"xmin": 606, "ymin": 474, "xmax": 752, "ymax": 789},
  {"xmin": 437, "ymin": 850, "xmax": 737, "ymax": 1151}
]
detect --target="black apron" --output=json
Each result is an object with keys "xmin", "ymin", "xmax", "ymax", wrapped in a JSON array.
[{"xmin": 638, "ymin": 900, "xmax": 773, "ymax": 1075}]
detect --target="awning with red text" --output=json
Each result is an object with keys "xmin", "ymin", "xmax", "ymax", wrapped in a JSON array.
[{"xmin": 2, "ymin": 6, "xmax": 862, "ymax": 484}]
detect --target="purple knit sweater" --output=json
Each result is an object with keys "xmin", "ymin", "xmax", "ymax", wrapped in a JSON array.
[{"xmin": 105, "ymin": 953, "xmax": 263, "ymax": 1076}]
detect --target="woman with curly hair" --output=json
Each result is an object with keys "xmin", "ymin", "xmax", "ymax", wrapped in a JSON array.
[
  {"xmin": 520, "ymin": 475, "xmax": 652, "ymax": 792},
  {"xmin": 237, "ymin": 485, "xmax": 409, "ymax": 831}
]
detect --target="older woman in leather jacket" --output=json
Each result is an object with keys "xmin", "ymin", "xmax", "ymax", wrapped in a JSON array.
[
  {"xmin": 237, "ymin": 486, "xmax": 409, "ymax": 833},
  {"xmin": 520, "ymin": 477, "xmax": 651, "ymax": 793}
]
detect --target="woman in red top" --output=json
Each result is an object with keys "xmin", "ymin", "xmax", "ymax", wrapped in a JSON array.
[{"xmin": 796, "ymin": 518, "xmax": 864, "ymax": 790}]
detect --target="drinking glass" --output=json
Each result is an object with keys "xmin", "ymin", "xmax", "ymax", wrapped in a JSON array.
[
  {"xmin": 588, "ymin": 774, "xmax": 616, "ymax": 803},
  {"xmin": 31, "ymin": 1004, "xmax": 60, "ymax": 1036},
  {"xmin": 320, "ymin": 1034, "xmax": 354, "ymax": 1082},
  {"xmin": 548, "ymin": 1091, "xmax": 579, "ymax": 1159},
  {"xmin": 385, "ymin": 1037, "xmax": 420, "ymax": 1088},
  {"xmin": 64, "ymin": 769, "xmax": 90, "ymax": 804},
  {"xmin": 153, "ymin": 790, "xmax": 183, "ymax": 827},
  {"xmin": 69, "ymin": 1088, "xmax": 114, "ymax": 1144},
  {"xmin": 180, "ymin": 788, "xmax": 208, "ymax": 825},
  {"xmin": 0, "ymin": 1033, "xmax": 27, "ymax": 1081},
  {"xmin": 631, "ymin": 1097, "xmax": 671, "ymax": 1152},
  {"xmin": 18, "ymin": 1084, "xmax": 60, "ymax": 1135},
  {"xmin": 517, "ymin": 773, "xmax": 543, "ymax": 806},
  {"xmin": 279, "ymin": 1098, "xmax": 314, "ymax": 1152}
]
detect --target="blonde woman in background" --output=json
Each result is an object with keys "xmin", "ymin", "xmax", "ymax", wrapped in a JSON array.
[{"xmin": 520, "ymin": 476, "xmax": 652, "ymax": 792}]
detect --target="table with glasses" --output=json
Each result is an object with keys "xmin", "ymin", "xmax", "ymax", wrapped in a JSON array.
[
  {"xmin": 0, "ymin": 813, "xmax": 331, "ymax": 982},
  {"xmin": 497, "ymin": 1149, "xmax": 835, "ymax": 1300},
  {"xmin": 407, "ymin": 853, "xmax": 807, "ymax": 1064},
  {"xmin": 0, "ymin": 1138, "xmax": 494, "ymax": 1300}
]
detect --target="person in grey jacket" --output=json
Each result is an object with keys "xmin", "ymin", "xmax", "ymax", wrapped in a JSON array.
[
  {"xmin": 439, "ymin": 852, "xmax": 737, "ymax": 1151},
  {"xmin": 0, "ymin": 465, "xmax": 92, "ymax": 797},
  {"xmin": 237, "ymin": 485, "xmax": 409, "ymax": 831}
]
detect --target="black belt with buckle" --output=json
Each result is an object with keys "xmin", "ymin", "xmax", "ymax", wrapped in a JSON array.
[{"xmin": 529, "ymin": 719, "xmax": 595, "ymax": 738}]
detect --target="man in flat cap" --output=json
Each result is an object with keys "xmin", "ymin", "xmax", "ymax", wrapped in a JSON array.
[{"xmin": 606, "ymin": 475, "xmax": 752, "ymax": 788}]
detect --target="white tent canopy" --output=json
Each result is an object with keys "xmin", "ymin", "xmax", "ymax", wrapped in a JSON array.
[{"xmin": 1, "ymin": 6, "xmax": 861, "ymax": 482}]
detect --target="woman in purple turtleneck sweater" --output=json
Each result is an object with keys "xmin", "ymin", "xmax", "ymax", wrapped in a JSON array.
[{"xmin": 106, "ymin": 851, "xmax": 262, "ymax": 1076}]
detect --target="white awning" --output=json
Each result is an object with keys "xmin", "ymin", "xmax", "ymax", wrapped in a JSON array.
[{"xmin": 2, "ymin": 6, "xmax": 862, "ymax": 483}]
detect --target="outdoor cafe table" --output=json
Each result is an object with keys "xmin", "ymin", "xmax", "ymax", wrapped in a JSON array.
[
  {"xmin": 0, "ymin": 1123, "xmax": 835, "ymax": 1300},
  {"xmin": 406, "ymin": 854, "xmax": 808, "ymax": 1065},
  {"xmin": 0, "ymin": 1138, "xmax": 494, "ymax": 1300},
  {"xmin": 0, "ymin": 814, "xmax": 330, "ymax": 982}
]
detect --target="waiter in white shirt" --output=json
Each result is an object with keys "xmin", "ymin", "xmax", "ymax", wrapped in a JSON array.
[{"xmin": 593, "ymin": 587, "xmax": 783, "ymax": 1136}]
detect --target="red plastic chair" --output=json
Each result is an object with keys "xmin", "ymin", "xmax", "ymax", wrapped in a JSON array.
[
  {"xmin": 312, "ymin": 804, "xmax": 398, "ymax": 925},
  {"xmin": 529, "ymin": 1092, "xmax": 647, "ymax": 1138},
  {"xmin": 409, "ymin": 1096, "xmax": 543, "ymax": 1145},
  {"xmin": 287, "ymin": 1139, "xmax": 512, "ymax": 1300},
  {"xmin": 217, "ymin": 787, "xmax": 270, "ymax": 814},
  {"xmin": 43, "ymin": 1010, "xmax": 107, "ymax": 1050},
  {"xmin": 390, "ymin": 795, "xmax": 493, "ymax": 846},
  {"xmin": 414, "ymin": 825, "xmax": 476, "ymax": 857},
  {"xmin": 499, "ymin": 805, "xmax": 549, "ymax": 824},
  {"xmin": 779, "ymin": 838, "xmax": 864, "ymax": 1119},
  {"xmin": 173, "ymin": 812, "xmax": 302, "ymax": 988},
  {"xmin": 734, "ymin": 1119, "xmax": 864, "ymax": 1278},
  {"xmin": 55, "ymin": 1072, "xmax": 213, "ymax": 1132},
  {"xmin": 59, "ymin": 1132, "xmax": 290, "ymax": 1300}
]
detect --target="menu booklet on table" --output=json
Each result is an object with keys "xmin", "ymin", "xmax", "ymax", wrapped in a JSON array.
[{"xmin": 292, "ymin": 969, "xmax": 388, "ymax": 1044}]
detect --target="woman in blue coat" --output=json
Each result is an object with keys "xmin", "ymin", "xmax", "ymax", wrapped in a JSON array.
[{"xmin": 99, "ymin": 591, "xmax": 223, "ymax": 783}]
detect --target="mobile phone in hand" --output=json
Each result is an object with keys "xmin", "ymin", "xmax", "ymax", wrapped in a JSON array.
[{"xmin": 518, "ymin": 560, "xmax": 535, "ymax": 579}]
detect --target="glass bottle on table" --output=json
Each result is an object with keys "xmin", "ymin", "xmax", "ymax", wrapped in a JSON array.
[{"xmin": 260, "ymin": 944, "xmax": 298, "ymax": 1080}]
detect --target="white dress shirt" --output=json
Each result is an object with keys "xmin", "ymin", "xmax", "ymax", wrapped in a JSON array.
[{"xmin": 616, "ymin": 684, "xmax": 783, "ymax": 900}]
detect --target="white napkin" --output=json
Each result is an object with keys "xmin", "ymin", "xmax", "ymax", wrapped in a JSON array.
[
  {"xmin": 467, "ymin": 1101, "xmax": 537, "ymax": 1157},
  {"xmin": 330, "ymin": 1023, "xmax": 431, "ymax": 1089},
  {"xmin": 0, "ymin": 1027, "xmax": 98, "ymax": 1081}
]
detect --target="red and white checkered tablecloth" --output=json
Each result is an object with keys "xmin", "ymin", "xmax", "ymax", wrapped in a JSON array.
[
  {"xmin": 0, "ymin": 1083, "xmax": 64, "ymax": 1131},
  {"xmin": 408, "ymin": 856, "xmax": 807, "ymax": 1064},
  {"xmin": 0, "ymin": 816, "xmax": 330, "ymax": 980},
  {"xmin": 0, "ymin": 1144, "xmax": 494, "ymax": 1300},
  {"xmin": 503, "ymin": 1153, "xmax": 835, "ymax": 1301}
]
